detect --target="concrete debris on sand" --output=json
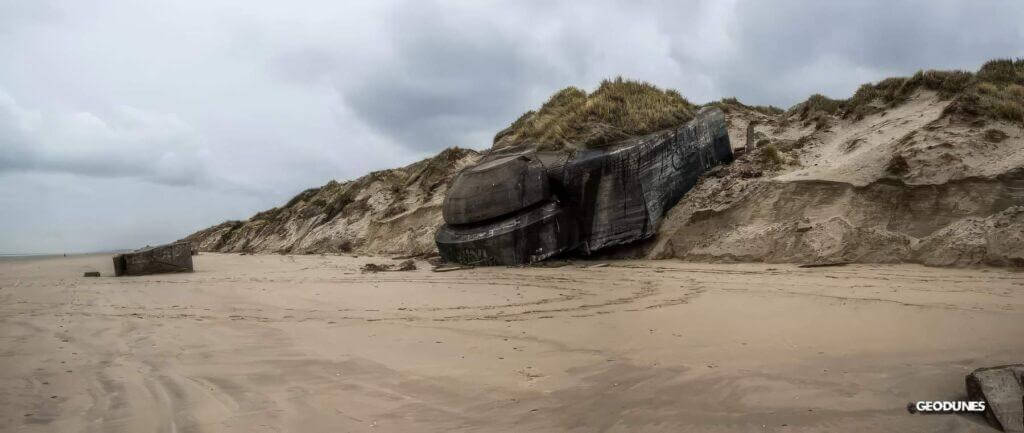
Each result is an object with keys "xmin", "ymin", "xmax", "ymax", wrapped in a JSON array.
[
  {"xmin": 113, "ymin": 242, "xmax": 193, "ymax": 277},
  {"xmin": 528, "ymin": 260, "xmax": 572, "ymax": 268},
  {"xmin": 966, "ymin": 364, "xmax": 1024, "ymax": 432},
  {"xmin": 82, "ymin": 271, "xmax": 100, "ymax": 277},
  {"xmin": 361, "ymin": 260, "xmax": 417, "ymax": 273},
  {"xmin": 360, "ymin": 263, "xmax": 390, "ymax": 273},
  {"xmin": 798, "ymin": 262, "xmax": 850, "ymax": 268},
  {"xmin": 431, "ymin": 264, "xmax": 473, "ymax": 272}
]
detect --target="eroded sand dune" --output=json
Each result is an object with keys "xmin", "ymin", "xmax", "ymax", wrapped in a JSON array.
[
  {"xmin": 647, "ymin": 91, "xmax": 1024, "ymax": 266},
  {"xmin": 2, "ymin": 253, "xmax": 1022, "ymax": 432},
  {"xmin": 186, "ymin": 88, "xmax": 1024, "ymax": 267}
]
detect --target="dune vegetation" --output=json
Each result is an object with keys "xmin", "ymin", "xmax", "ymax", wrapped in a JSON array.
[
  {"xmin": 791, "ymin": 58, "xmax": 1024, "ymax": 124},
  {"xmin": 493, "ymin": 77, "xmax": 697, "ymax": 150},
  {"xmin": 495, "ymin": 59, "xmax": 1023, "ymax": 153}
]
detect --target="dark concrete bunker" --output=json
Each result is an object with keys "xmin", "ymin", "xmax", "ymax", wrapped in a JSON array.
[
  {"xmin": 113, "ymin": 241, "xmax": 194, "ymax": 276},
  {"xmin": 436, "ymin": 107, "xmax": 732, "ymax": 265}
]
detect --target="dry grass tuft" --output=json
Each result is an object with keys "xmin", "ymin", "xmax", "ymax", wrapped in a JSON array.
[
  {"xmin": 984, "ymin": 128, "xmax": 1009, "ymax": 143},
  {"xmin": 790, "ymin": 58, "xmax": 1024, "ymax": 124},
  {"xmin": 976, "ymin": 58, "xmax": 1024, "ymax": 85},
  {"xmin": 493, "ymin": 77, "xmax": 696, "ymax": 150},
  {"xmin": 758, "ymin": 144, "xmax": 784, "ymax": 167},
  {"xmin": 944, "ymin": 58, "xmax": 1024, "ymax": 123},
  {"xmin": 494, "ymin": 59, "xmax": 1022, "ymax": 154},
  {"xmin": 886, "ymin": 154, "xmax": 910, "ymax": 176},
  {"xmin": 799, "ymin": 94, "xmax": 844, "ymax": 117},
  {"xmin": 713, "ymin": 97, "xmax": 784, "ymax": 116}
]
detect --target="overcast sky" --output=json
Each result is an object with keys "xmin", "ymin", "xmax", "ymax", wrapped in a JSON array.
[{"xmin": 1, "ymin": 0, "xmax": 1022, "ymax": 254}]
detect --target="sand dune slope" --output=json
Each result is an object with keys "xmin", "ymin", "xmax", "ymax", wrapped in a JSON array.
[
  {"xmin": 649, "ymin": 91, "xmax": 1024, "ymax": 266},
  {"xmin": 185, "ymin": 148, "xmax": 481, "ymax": 256}
]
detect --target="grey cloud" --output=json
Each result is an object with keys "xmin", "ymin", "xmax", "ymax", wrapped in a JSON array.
[
  {"xmin": 326, "ymin": 2, "xmax": 575, "ymax": 151},
  {"xmin": 0, "ymin": 0, "xmax": 63, "ymax": 31},
  {"xmin": 0, "ymin": 90, "xmax": 215, "ymax": 186},
  {"xmin": 313, "ymin": 1, "xmax": 713, "ymax": 151},
  {"xmin": 267, "ymin": 47, "xmax": 340, "ymax": 85},
  {"xmin": 710, "ymin": 0, "xmax": 1024, "ymax": 106},
  {"xmin": 0, "ymin": 172, "xmax": 270, "ymax": 254}
]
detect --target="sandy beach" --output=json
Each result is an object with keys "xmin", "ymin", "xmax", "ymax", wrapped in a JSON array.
[{"xmin": 1, "ymin": 253, "xmax": 1022, "ymax": 432}]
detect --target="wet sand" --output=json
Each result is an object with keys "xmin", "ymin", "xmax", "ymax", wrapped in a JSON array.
[{"xmin": 1, "ymin": 253, "xmax": 1021, "ymax": 432}]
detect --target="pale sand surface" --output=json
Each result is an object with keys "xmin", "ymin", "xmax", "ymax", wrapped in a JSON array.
[{"xmin": 1, "ymin": 253, "xmax": 1022, "ymax": 432}]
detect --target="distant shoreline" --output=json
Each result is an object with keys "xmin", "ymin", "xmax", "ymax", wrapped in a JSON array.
[{"xmin": 0, "ymin": 251, "xmax": 126, "ymax": 260}]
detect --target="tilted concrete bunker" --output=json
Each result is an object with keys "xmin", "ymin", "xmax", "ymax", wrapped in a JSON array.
[
  {"xmin": 113, "ymin": 241, "xmax": 194, "ymax": 276},
  {"xmin": 436, "ymin": 107, "xmax": 732, "ymax": 265}
]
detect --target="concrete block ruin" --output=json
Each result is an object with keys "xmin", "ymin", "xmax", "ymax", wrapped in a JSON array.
[
  {"xmin": 113, "ymin": 241, "xmax": 194, "ymax": 276},
  {"xmin": 436, "ymin": 107, "xmax": 732, "ymax": 265},
  {"xmin": 967, "ymin": 364, "xmax": 1024, "ymax": 432}
]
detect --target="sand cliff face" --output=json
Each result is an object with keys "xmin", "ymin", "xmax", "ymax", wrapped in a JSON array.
[
  {"xmin": 187, "ymin": 86, "xmax": 1023, "ymax": 266},
  {"xmin": 184, "ymin": 148, "xmax": 481, "ymax": 256},
  {"xmin": 645, "ymin": 91, "xmax": 1024, "ymax": 266}
]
